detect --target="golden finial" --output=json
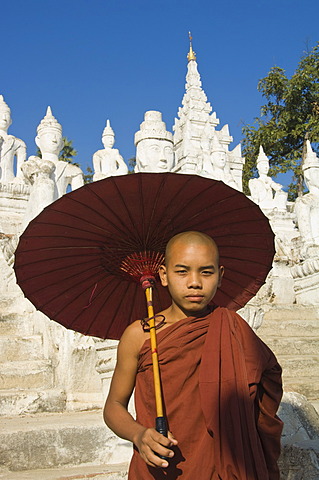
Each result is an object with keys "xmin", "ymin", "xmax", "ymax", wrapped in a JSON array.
[{"xmin": 187, "ymin": 31, "xmax": 196, "ymax": 62}]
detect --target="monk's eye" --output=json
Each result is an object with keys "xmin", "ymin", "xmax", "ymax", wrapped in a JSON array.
[
  {"xmin": 202, "ymin": 270, "xmax": 214, "ymax": 275},
  {"xmin": 175, "ymin": 269, "xmax": 187, "ymax": 274}
]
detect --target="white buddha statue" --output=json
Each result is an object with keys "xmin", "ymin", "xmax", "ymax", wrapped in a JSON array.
[
  {"xmin": 294, "ymin": 141, "xmax": 319, "ymax": 246},
  {"xmin": 249, "ymin": 146, "xmax": 287, "ymax": 211},
  {"xmin": 203, "ymin": 136, "xmax": 237, "ymax": 188},
  {"xmin": 0, "ymin": 95, "xmax": 26, "ymax": 182},
  {"xmin": 35, "ymin": 107, "xmax": 84, "ymax": 199},
  {"xmin": 92, "ymin": 120, "xmax": 128, "ymax": 181},
  {"xmin": 21, "ymin": 156, "xmax": 56, "ymax": 231},
  {"xmin": 134, "ymin": 111, "xmax": 174, "ymax": 173}
]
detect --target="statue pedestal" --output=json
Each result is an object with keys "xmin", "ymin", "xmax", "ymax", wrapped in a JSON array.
[
  {"xmin": 93, "ymin": 338, "xmax": 118, "ymax": 400},
  {"xmin": 93, "ymin": 337, "xmax": 134, "ymax": 464},
  {"xmin": 173, "ymin": 155, "xmax": 199, "ymax": 174},
  {"xmin": 0, "ymin": 181, "xmax": 30, "ymax": 234},
  {"xmin": 291, "ymin": 248, "xmax": 319, "ymax": 305},
  {"xmin": 268, "ymin": 263, "xmax": 296, "ymax": 305}
]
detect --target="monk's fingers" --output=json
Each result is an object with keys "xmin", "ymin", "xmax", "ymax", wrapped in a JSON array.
[
  {"xmin": 150, "ymin": 434, "xmax": 176, "ymax": 456},
  {"xmin": 141, "ymin": 446, "xmax": 170, "ymax": 468},
  {"xmin": 151, "ymin": 430, "xmax": 175, "ymax": 449},
  {"xmin": 168, "ymin": 430, "xmax": 178, "ymax": 445}
]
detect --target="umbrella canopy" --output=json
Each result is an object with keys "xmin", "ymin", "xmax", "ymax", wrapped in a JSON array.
[{"xmin": 14, "ymin": 173, "xmax": 275, "ymax": 340}]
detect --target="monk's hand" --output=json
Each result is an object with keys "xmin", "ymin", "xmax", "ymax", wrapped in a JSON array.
[{"xmin": 133, "ymin": 427, "xmax": 178, "ymax": 468}]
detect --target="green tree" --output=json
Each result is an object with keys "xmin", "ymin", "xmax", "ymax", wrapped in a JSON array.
[
  {"xmin": 84, "ymin": 165, "xmax": 93, "ymax": 184},
  {"xmin": 242, "ymin": 42, "xmax": 319, "ymax": 200},
  {"xmin": 58, "ymin": 137, "xmax": 80, "ymax": 166}
]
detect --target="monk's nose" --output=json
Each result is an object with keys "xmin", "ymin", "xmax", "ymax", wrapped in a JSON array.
[{"xmin": 187, "ymin": 273, "xmax": 202, "ymax": 288}]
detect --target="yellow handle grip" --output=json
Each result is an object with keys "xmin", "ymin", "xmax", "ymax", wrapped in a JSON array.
[{"xmin": 145, "ymin": 286, "xmax": 164, "ymax": 418}]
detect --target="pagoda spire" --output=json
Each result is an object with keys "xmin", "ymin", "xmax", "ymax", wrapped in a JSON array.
[{"xmin": 187, "ymin": 31, "xmax": 196, "ymax": 62}]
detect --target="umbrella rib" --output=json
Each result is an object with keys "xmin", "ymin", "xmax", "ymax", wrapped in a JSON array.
[
  {"xmin": 16, "ymin": 258, "xmax": 101, "ymax": 281},
  {"xmin": 142, "ymin": 174, "xmax": 171, "ymax": 249},
  {"xmin": 174, "ymin": 209, "xmax": 273, "ymax": 235},
  {"xmin": 138, "ymin": 174, "xmax": 146, "ymax": 246},
  {"xmin": 16, "ymin": 251, "xmax": 99, "ymax": 266},
  {"xmin": 41, "ymin": 270, "xmax": 113, "ymax": 315},
  {"xmin": 33, "ymin": 217, "xmax": 127, "ymax": 242},
  {"xmin": 154, "ymin": 173, "xmax": 196, "ymax": 240},
  {"xmin": 48, "ymin": 199, "xmax": 123, "ymax": 233},
  {"xmin": 156, "ymin": 179, "xmax": 233, "ymax": 233},
  {"xmin": 100, "ymin": 278, "xmax": 135, "ymax": 334},
  {"xmin": 75, "ymin": 276, "xmax": 124, "ymax": 335},
  {"xmin": 109, "ymin": 176, "xmax": 144, "ymax": 248},
  {"xmin": 60, "ymin": 187, "xmax": 138, "ymax": 246},
  {"xmin": 27, "ymin": 268, "xmax": 105, "ymax": 300}
]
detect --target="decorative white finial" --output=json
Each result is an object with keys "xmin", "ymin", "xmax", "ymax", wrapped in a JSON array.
[
  {"xmin": 303, "ymin": 140, "xmax": 319, "ymax": 170},
  {"xmin": 102, "ymin": 119, "xmax": 115, "ymax": 137},
  {"xmin": 187, "ymin": 31, "xmax": 196, "ymax": 62},
  {"xmin": 257, "ymin": 145, "xmax": 269, "ymax": 165},
  {"xmin": 37, "ymin": 106, "xmax": 62, "ymax": 135}
]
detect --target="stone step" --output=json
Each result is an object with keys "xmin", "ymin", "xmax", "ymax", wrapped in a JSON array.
[
  {"xmin": 0, "ymin": 294, "xmax": 34, "ymax": 317},
  {"xmin": 0, "ymin": 313, "xmax": 33, "ymax": 336},
  {"xmin": 277, "ymin": 355, "xmax": 319, "ymax": 378},
  {"xmin": 0, "ymin": 389, "xmax": 66, "ymax": 416},
  {"xmin": 264, "ymin": 306, "xmax": 319, "ymax": 322},
  {"xmin": 0, "ymin": 335, "xmax": 44, "ymax": 362},
  {"xmin": 0, "ymin": 360, "xmax": 54, "ymax": 390},
  {"xmin": 0, "ymin": 462, "xmax": 128, "ymax": 480},
  {"xmin": 283, "ymin": 379, "xmax": 319, "ymax": 402},
  {"xmin": 0, "ymin": 411, "xmax": 131, "ymax": 473},
  {"xmin": 0, "ymin": 294, "xmax": 22, "ymax": 312},
  {"xmin": 259, "ymin": 336, "xmax": 319, "ymax": 355},
  {"xmin": 258, "ymin": 316, "xmax": 319, "ymax": 337}
]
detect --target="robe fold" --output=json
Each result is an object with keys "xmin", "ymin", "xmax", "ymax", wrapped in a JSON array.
[{"xmin": 128, "ymin": 307, "xmax": 283, "ymax": 480}]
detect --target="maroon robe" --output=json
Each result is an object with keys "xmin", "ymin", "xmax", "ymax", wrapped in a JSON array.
[{"xmin": 128, "ymin": 307, "xmax": 283, "ymax": 480}]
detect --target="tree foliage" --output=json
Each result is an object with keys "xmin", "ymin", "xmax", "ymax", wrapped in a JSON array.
[
  {"xmin": 242, "ymin": 42, "xmax": 319, "ymax": 200},
  {"xmin": 59, "ymin": 137, "xmax": 80, "ymax": 166}
]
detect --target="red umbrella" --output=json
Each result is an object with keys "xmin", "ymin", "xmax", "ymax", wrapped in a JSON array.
[{"xmin": 14, "ymin": 172, "xmax": 274, "ymax": 340}]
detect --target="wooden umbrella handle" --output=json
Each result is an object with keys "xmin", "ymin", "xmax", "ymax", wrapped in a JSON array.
[{"xmin": 145, "ymin": 286, "xmax": 168, "ymax": 439}]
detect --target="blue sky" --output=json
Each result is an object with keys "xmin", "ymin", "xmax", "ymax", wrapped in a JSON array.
[{"xmin": 1, "ymin": 0, "xmax": 318, "ymax": 187}]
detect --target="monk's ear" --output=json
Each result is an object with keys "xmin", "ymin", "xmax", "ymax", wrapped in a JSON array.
[
  {"xmin": 159, "ymin": 264, "xmax": 168, "ymax": 287},
  {"xmin": 218, "ymin": 266, "xmax": 224, "ymax": 287}
]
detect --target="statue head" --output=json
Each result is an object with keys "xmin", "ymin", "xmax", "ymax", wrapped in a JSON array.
[
  {"xmin": 256, "ymin": 146, "xmax": 270, "ymax": 176},
  {"xmin": 102, "ymin": 120, "xmax": 115, "ymax": 149},
  {"xmin": 35, "ymin": 106, "xmax": 64, "ymax": 156},
  {"xmin": 134, "ymin": 111, "xmax": 174, "ymax": 172},
  {"xmin": 0, "ymin": 95, "xmax": 12, "ymax": 132},
  {"xmin": 210, "ymin": 136, "xmax": 226, "ymax": 168},
  {"xmin": 303, "ymin": 140, "xmax": 319, "ymax": 192}
]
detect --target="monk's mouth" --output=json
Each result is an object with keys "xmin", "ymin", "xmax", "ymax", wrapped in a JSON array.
[{"xmin": 186, "ymin": 295, "xmax": 204, "ymax": 301}]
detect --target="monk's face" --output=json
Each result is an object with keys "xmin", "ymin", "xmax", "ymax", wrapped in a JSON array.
[{"xmin": 159, "ymin": 240, "xmax": 224, "ymax": 317}]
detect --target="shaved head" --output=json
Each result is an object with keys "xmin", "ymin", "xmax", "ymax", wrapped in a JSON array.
[{"xmin": 165, "ymin": 231, "xmax": 219, "ymax": 266}]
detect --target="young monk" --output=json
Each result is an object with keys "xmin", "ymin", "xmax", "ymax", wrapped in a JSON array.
[{"xmin": 103, "ymin": 231, "xmax": 283, "ymax": 480}]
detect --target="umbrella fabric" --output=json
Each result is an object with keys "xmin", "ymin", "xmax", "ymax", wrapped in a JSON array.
[{"xmin": 14, "ymin": 173, "xmax": 275, "ymax": 340}]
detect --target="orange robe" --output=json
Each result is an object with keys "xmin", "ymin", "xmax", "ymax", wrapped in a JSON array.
[{"xmin": 128, "ymin": 307, "xmax": 283, "ymax": 480}]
